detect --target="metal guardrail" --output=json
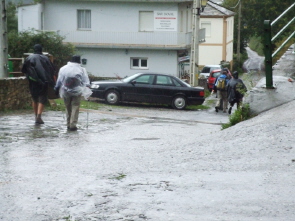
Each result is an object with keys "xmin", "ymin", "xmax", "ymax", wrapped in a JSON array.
[{"xmin": 264, "ymin": 2, "xmax": 295, "ymax": 88}]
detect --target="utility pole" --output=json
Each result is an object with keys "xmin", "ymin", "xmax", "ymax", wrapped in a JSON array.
[
  {"xmin": 0, "ymin": 0, "xmax": 8, "ymax": 78},
  {"xmin": 189, "ymin": 0, "xmax": 200, "ymax": 86},
  {"xmin": 237, "ymin": 0, "xmax": 241, "ymax": 63}
]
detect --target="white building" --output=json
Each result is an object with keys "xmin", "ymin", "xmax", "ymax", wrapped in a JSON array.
[{"xmin": 18, "ymin": 0, "xmax": 234, "ymax": 79}]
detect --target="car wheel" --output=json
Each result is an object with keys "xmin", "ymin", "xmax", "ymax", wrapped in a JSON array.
[
  {"xmin": 172, "ymin": 96, "xmax": 186, "ymax": 110},
  {"xmin": 105, "ymin": 90, "xmax": 120, "ymax": 105}
]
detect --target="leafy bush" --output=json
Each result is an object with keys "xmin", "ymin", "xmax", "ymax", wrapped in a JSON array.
[
  {"xmin": 8, "ymin": 29, "xmax": 76, "ymax": 71},
  {"xmin": 222, "ymin": 103, "xmax": 252, "ymax": 129},
  {"xmin": 248, "ymin": 36, "xmax": 264, "ymax": 56}
]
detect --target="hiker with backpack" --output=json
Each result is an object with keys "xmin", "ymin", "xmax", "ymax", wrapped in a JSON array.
[
  {"xmin": 227, "ymin": 71, "xmax": 247, "ymax": 114},
  {"xmin": 54, "ymin": 55, "xmax": 92, "ymax": 131},
  {"xmin": 21, "ymin": 44, "xmax": 56, "ymax": 124},
  {"xmin": 213, "ymin": 69, "xmax": 230, "ymax": 113}
]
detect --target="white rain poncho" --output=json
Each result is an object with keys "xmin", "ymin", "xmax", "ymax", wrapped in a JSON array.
[{"xmin": 55, "ymin": 62, "xmax": 92, "ymax": 99}]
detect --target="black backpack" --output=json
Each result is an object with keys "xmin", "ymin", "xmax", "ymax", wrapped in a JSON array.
[{"xmin": 64, "ymin": 77, "xmax": 81, "ymax": 89}]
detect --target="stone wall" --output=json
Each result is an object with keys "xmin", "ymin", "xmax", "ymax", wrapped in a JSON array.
[{"xmin": 0, "ymin": 77, "xmax": 31, "ymax": 111}]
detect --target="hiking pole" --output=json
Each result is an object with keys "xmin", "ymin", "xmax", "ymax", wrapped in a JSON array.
[{"xmin": 86, "ymin": 98, "xmax": 89, "ymax": 129}]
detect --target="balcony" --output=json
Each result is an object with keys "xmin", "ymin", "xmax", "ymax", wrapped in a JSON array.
[{"xmin": 56, "ymin": 30, "xmax": 192, "ymax": 49}]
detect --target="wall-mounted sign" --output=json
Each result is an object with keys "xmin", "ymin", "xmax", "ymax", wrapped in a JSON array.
[{"xmin": 154, "ymin": 11, "xmax": 177, "ymax": 31}]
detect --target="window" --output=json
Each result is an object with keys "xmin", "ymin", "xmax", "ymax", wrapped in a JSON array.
[
  {"xmin": 139, "ymin": 11, "xmax": 153, "ymax": 32},
  {"xmin": 77, "ymin": 10, "xmax": 91, "ymax": 30},
  {"xmin": 156, "ymin": 76, "xmax": 173, "ymax": 86},
  {"xmin": 131, "ymin": 58, "xmax": 148, "ymax": 69},
  {"xmin": 134, "ymin": 75, "xmax": 154, "ymax": 84},
  {"xmin": 201, "ymin": 22, "xmax": 211, "ymax": 37},
  {"xmin": 172, "ymin": 78, "xmax": 182, "ymax": 87}
]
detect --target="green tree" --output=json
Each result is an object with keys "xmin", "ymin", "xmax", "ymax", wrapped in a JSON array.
[
  {"xmin": 223, "ymin": 0, "xmax": 295, "ymax": 51},
  {"xmin": 8, "ymin": 30, "xmax": 76, "ymax": 71},
  {"xmin": 7, "ymin": 2, "xmax": 18, "ymax": 33}
]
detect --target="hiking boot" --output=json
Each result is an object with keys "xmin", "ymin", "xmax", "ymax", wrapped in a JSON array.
[
  {"xmin": 228, "ymin": 107, "xmax": 232, "ymax": 114},
  {"xmin": 35, "ymin": 114, "xmax": 44, "ymax": 124},
  {"xmin": 69, "ymin": 126, "xmax": 78, "ymax": 131},
  {"xmin": 215, "ymin": 107, "xmax": 219, "ymax": 112}
]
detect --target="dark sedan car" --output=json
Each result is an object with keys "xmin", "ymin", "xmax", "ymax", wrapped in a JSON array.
[{"xmin": 90, "ymin": 73, "xmax": 205, "ymax": 110}]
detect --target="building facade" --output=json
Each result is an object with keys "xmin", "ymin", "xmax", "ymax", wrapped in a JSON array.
[{"xmin": 18, "ymin": 0, "xmax": 234, "ymax": 79}]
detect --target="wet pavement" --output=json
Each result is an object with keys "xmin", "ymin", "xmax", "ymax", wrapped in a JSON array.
[
  {"xmin": 1, "ymin": 105, "xmax": 233, "ymax": 221},
  {"xmin": 1, "ymin": 47, "xmax": 295, "ymax": 220},
  {"xmin": 1, "ymin": 100, "xmax": 295, "ymax": 221}
]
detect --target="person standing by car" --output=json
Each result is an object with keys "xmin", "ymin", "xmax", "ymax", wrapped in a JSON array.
[
  {"xmin": 22, "ymin": 44, "xmax": 56, "ymax": 124},
  {"xmin": 227, "ymin": 71, "xmax": 247, "ymax": 114},
  {"xmin": 54, "ymin": 55, "xmax": 92, "ymax": 131},
  {"xmin": 213, "ymin": 69, "xmax": 229, "ymax": 113}
]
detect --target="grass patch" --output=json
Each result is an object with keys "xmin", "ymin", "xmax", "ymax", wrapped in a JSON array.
[
  {"xmin": 204, "ymin": 90, "xmax": 211, "ymax": 98},
  {"xmin": 48, "ymin": 98, "xmax": 106, "ymax": 111},
  {"xmin": 222, "ymin": 103, "xmax": 252, "ymax": 129},
  {"xmin": 109, "ymin": 173, "xmax": 127, "ymax": 180},
  {"xmin": 62, "ymin": 215, "xmax": 73, "ymax": 221},
  {"xmin": 187, "ymin": 104, "xmax": 210, "ymax": 110}
]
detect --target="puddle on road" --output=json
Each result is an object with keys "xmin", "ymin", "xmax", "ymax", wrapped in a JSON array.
[{"xmin": 132, "ymin": 138, "xmax": 160, "ymax": 141}]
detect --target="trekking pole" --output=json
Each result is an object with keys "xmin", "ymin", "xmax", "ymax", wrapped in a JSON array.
[{"xmin": 86, "ymin": 98, "xmax": 89, "ymax": 129}]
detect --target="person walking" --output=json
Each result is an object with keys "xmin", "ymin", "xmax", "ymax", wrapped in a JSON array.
[
  {"xmin": 227, "ymin": 71, "xmax": 247, "ymax": 114},
  {"xmin": 54, "ymin": 55, "xmax": 92, "ymax": 131},
  {"xmin": 21, "ymin": 44, "xmax": 56, "ymax": 124},
  {"xmin": 213, "ymin": 69, "xmax": 229, "ymax": 113}
]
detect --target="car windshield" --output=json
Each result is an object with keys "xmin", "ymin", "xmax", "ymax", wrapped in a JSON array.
[
  {"xmin": 122, "ymin": 73, "xmax": 141, "ymax": 83},
  {"xmin": 201, "ymin": 67, "xmax": 211, "ymax": 73},
  {"xmin": 212, "ymin": 71, "xmax": 221, "ymax": 78}
]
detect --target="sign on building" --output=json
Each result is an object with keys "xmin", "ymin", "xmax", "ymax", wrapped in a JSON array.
[{"xmin": 154, "ymin": 11, "xmax": 177, "ymax": 31}]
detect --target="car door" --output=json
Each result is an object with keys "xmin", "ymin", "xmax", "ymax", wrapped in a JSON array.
[
  {"xmin": 150, "ymin": 75, "xmax": 178, "ymax": 104},
  {"xmin": 123, "ymin": 74, "xmax": 154, "ymax": 103}
]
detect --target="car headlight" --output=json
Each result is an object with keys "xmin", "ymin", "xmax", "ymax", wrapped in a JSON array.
[{"xmin": 90, "ymin": 84, "xmax": 99, "ymax": 89}]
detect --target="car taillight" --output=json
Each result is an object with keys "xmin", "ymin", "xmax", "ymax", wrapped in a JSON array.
[{"xmin": 200, "ymin": 91, "xmax": 205, "ymax": 97}]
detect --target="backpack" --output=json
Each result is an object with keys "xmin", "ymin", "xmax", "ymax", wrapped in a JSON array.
[
  {"xmin": 64, "ymin": 77, "xmax": 81, "ymax": 89},
  {"xmin": 216, "ymin": 78, "xmax": 227, "ymax": 90}
]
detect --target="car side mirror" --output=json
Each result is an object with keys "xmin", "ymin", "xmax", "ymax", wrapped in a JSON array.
[{"xmin": 131, "ymin": 80, "xmax": 136, "ymax": 85}]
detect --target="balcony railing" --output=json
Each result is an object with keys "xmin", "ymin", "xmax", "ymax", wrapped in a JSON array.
[{"xmin": 56, "ymin": 30, "xmax": 192, "ymax": 47}]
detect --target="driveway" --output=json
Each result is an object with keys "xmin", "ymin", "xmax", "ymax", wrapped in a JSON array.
[{"xmin": 1, "ymin": 101, "xmax": 294, "ymax": 221}]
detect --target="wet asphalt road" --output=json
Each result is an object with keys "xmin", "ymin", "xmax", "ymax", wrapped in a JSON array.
[
  {"xmin": 1, "ymin": 104, "xmax": 232, "ymax": 221},
  {"xmin": 1, "ymin": 101, "xmax": 294, "ymax": 221}
]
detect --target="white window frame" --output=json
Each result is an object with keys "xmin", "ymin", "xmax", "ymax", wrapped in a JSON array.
[
  {"xmin": 77, "ymin": 10, "xmax": 91, "ymax": 30},
  {"xmin": 131, "ymin": 58, "xmax": 148, "ymax": 70}
]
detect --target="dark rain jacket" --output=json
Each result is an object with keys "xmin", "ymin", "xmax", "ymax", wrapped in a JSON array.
[
  {"xmin": 22, "ymin": 54, "xmax": 55, "ymax": 87},
  {"xmin": 227, "ymin": 78, "xmax": 247, "ymax": 103}
]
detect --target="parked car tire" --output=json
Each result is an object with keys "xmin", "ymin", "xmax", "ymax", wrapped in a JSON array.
[
  {"xmin": 172, "ymin": 95, "xmax": 186, "ymax": 110},
  {"xmin": 105, "ymin": 90, "xmax": 120, "ymax": 105}
]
